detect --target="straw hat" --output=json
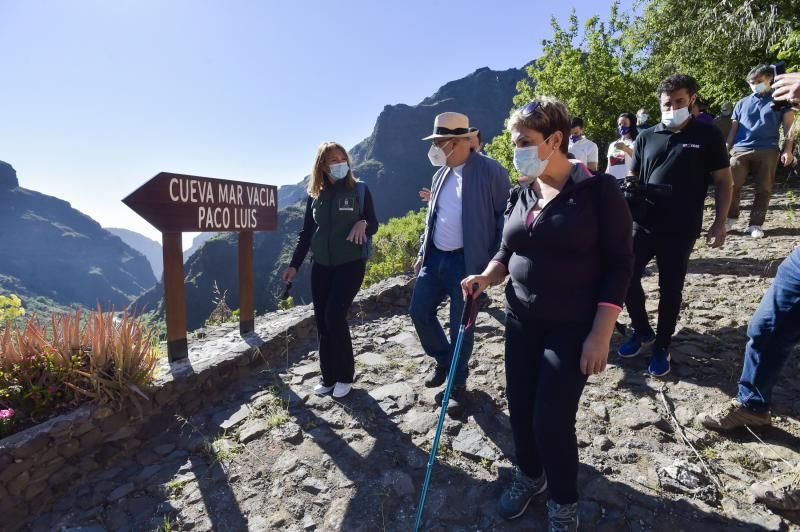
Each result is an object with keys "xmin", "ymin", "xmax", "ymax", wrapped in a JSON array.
[{"xmin": 422, "ymin": 112, "xmax": 477, "ymax": 140}]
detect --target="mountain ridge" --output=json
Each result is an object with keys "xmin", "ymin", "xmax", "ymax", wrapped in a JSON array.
[{"xmin": 0, "ymin": 162, "xmax": 156, "ymax": 313}]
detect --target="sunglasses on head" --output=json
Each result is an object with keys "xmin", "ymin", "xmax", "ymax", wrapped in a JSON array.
[{"xmin": 521, "ymin": 101, "xmax": 542, "ymax": 117}]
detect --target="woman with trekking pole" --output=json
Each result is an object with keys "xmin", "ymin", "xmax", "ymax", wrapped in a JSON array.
[
  {"xmin": 461, "ymin": 97, "xmax": 633, "ymax": 531},
  {"xmin": 282, "ymin": 141, "xmax": 378, "ymax": 399}
]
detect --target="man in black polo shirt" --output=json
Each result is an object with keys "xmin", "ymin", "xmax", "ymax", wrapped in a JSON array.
[{"xmin": 618, "ymin": 74, "xmax": 733, "ymax": 377}]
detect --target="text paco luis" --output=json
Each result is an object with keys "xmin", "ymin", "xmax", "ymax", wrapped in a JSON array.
[{"xmin": 168, "ymin": 176, "xmax": 276, "ymax": 230}]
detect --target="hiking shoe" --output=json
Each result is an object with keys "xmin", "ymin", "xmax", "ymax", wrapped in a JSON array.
[
  {"xmin": 748, "ymin": 225, "xmax": 765, "ymax": 238},
  {"xmin": 332, "ymin": 382, "xmax": 352, "ymax": 398},
  {"xmin": 497, "ymin": 466, "xmax": 547, "ymax": 520},
  {"xmin": 547, "ymin": 499, "xmax": 579, "ymax": 532},
  {"xmin": 698, "ymin": 399, "xmax": 771, "ymax": 431},
  {"xmin": 445, "ymin": 386, "xmax": 467, "ymax": 417},
  {"xmin": 751, "ymin": 468, "xmax": 800, "ymax": 511},
  {"xmin": 424, "ymin": 364, "xmax": 448, "ymax": 388},
  {"xmin": 314, "ymin": 382, "xmax": 334, "ymax": 395},
  {"xmin": 647, "ymin": 347, "xmax": 671, "ymax": 377},
  {"xmin": 617, "ymin": 331, "xmax": 656, "ymax": 358}
]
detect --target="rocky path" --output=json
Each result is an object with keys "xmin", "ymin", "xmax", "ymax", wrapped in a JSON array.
[{"xmin": 25, "ymin": 187, "xmax": 800, "ymax": 531}]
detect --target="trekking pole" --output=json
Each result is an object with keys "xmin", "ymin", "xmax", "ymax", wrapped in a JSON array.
[{"xmin": 414, "ymin": 283, "xmax": 479, "ymax": 532}]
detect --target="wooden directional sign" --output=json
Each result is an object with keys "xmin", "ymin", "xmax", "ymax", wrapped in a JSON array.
[
  {"xmin": 124, "ymin": 172, "xmax": 278, "ymax": 362},
  {"xmin": 123, "ymin": 172, "xmax": 277, "ymax": 233}
]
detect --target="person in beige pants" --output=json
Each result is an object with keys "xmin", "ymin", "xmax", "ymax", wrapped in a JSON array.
[{"xmin": 726, "ymin": 64, "xmax": 795, "ymax": 238}]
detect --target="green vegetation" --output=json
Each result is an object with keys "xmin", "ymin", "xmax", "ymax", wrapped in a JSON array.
[
  {"xmin": 363, "ymin": 208, "xmax": 427, "ymax": 287},
  {"xmin": 204, "ymin": 431, "xmax": 241, "ymax": 463},
  {"xmin": 0, "ymin": 294, "xmax": 25, "ymax": 324},
  {"xmin": 486, "ymin": 0, "xmax": 800, "ymax": 170},
  {"xmin": 278, "ymin": 296, "xmax": 295, "ymax": 311},
  {"xmin": 253, "ymin": 386, "xmax": 291, "ymax": 428}
]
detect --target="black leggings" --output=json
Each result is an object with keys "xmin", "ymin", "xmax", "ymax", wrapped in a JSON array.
[
  {"xmin": 625, "ymin": 229, "xmax": 695, "ymax": 349},
  {"xmin": 505, "ymin": 313, "xmax": 591, "ymax": 504},
  {"xmin": 311, "ymin": 260, "xmax": 366, "ymax": 386}
]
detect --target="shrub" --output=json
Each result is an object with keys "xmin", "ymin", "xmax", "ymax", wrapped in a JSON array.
[
  {"xmin": 0, "ymin": 294, "xmax": 25, "ymax": 324},
  {"xmin": 0, "ymin": 306, "xmax": 159, "ymax": 437},
  {"xmin": 364, "ymin": 208, "xmax": 427, "ymax": 287},
  {"xmin": 205, "ymin": 281, "xmax": 233, "ymax": 326},
  {"xmin": 278, "ymin": 296, "xmax": 295, "ymax": 311}
]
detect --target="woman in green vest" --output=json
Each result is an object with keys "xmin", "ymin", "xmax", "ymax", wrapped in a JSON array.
[{"xmin": 282, "ymin": 141, "xmax": 378, "ymax": 398}]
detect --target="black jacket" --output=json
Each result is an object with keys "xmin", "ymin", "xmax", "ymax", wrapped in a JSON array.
[
  {"xmin": 290, "ymin": 180, "xmax": 378, "ymax": 270},
  {"xmin": 493, "ymin": 163, "xmax": 633, "ymax": 324}
]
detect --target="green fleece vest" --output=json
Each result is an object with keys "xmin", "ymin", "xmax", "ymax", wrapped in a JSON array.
[{"xmin": 310, "ymin": 180, "xmax": 364, "ymax": 267}]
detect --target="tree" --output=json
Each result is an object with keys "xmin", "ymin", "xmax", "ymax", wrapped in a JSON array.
[
  {"xmin": 632, "ymin": 0, "xmax": 799, "ymax": 106},
  {"xmin": 486, "ymin": 0, "xmax": 800, "ymax": 169},
  {"xmin": 486, "ymin": 3, "xmax": 652, "ymax": 173}
]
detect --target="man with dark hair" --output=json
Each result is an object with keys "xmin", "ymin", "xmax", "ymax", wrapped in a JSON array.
[
  {"xmin": 726, "ymin": 64, "xmax": 795, "ymax": 238},
  {"xmin": 618, "ymin": 73, "xmax": 733, "ymax": 377},
  {"xmin": 568, "ymin": 117, "xmax": 599, "ymax": 170}
]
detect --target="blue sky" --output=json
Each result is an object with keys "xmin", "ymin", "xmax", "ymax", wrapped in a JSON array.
[{"xmin": 1, "ymin": 0, "xmax": 632, "ymax": 246}]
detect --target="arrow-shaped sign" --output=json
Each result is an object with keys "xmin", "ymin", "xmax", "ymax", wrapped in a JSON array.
[{"xmin": 123, "ymin": 172, "xmax": 278, "ymax": 233}]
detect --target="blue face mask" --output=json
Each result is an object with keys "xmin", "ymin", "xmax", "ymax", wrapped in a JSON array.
[
  {"xmin": 618, "ymin": 126, "xmax": 631, "ymax": 136},
  {"xmin": 569, "ymin": 134, "xmax": 581, "ymax": 143},
  {"xmin": 329, "ymin": 162, "xmax": 349, "ymax": 180},
  {"xmin": 513, "ymin": 135, "xmax": 554, "ymax": 181}
]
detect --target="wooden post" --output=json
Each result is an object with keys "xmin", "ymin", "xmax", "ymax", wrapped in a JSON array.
[
  {"xmin": 238, "ymin": 231, "xmax": 254, "ymax": 335},
  {"xmin": 162, "ymin": 232, "xmax": 188, "ymax": 361}
]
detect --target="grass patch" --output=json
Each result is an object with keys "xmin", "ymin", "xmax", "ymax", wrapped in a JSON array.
[
  {"xmin": 165, "ymin": 478, "xmax": 189, "ymax": 498},
  {"xmin": 252, "ymin": 386, "xmax": 290, "ymax": 429},
  {"xmin": 203, "ymin": 430, "xmax": 240, "ymax": 464}
]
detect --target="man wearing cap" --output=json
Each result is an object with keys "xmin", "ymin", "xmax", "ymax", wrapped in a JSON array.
[{"xmin": 409, "ymin": 112, "xmax": 510, "ymax": 416}]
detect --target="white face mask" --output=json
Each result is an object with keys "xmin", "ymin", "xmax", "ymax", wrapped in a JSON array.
[
  {"xmin": 513, "ymin": 135, "xmax": 554, "ymax": 179},
  {"xmin": 750, "ymin": 82, "xmax": 769, "ymax": 94},
  {"xmin": 428, "ymin": 140, "xmax": 454, "ymax": 167},
  {"xmin": 637, "ymin": 113, "xmax": 648, "ymax": 125},
  {"xmin": 328, "ymin": 161, "xmax": 349, "ymax": 180},
  {"xmin": 661, "ymin": 106, "xmax": 691, "ymax": 128}
]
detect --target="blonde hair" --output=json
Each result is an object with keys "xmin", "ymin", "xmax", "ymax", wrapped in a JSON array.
[
  {"xmin": 507, "ymin": 96, "xmax": 571, "ymax": 154},
  {"xmin": 307, "ymin": 141, "xmax": 356, "ymax": 198}
]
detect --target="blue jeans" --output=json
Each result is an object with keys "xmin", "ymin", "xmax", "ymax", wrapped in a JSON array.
[
  {"xmin": 738, "ymin": 247, "xmax": 800, "ymax": 412},
  {"xmin": 409, "ymin": 248, "xmax": 474, "ymax": 387}
]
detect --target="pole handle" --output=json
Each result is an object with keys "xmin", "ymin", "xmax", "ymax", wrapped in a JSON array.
[{"xmin": 459, "ymin": 282, "xmax": 479, "ymax": 326}]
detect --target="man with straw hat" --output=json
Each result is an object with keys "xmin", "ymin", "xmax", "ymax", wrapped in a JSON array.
[{"xmin": 409, "ymin": 112, "xmax": 510, "ymax": 416}]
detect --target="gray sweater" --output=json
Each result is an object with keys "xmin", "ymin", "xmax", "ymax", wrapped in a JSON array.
[{"xmin": 418, "ymin": 151, "xmax": 511, "ymax": 275}]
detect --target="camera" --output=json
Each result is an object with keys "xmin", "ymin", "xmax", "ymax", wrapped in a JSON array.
[
  {"xmin": 771, "ymin": 62, "xmax": 790, "ymax": 111},
  {"xmin": 621, "ymin": 175, "xmax": 673, "ymax": 221}
]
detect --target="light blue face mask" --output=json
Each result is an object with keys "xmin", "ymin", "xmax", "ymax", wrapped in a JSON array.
[
  {"xmin": 513, "ymin": 135, "xmax": 554, "ymax": 180},
  {"xmin": 329, "ymin": 162, "xmax": 349, "ymax": 180}
]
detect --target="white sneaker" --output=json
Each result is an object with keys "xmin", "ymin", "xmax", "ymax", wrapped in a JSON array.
[
  {"xmin": 314, "ymin": 382, "xmax": 334, "ymax": 395},
  {"xmin": 725, "ymin": 218, "xmax": 736, "ymax": 232},
  {"xmin": 747, "ymin": 225, "xmax": 764, "ymax": 238},
  {"xmin": 332, "ymin": 382, "xmax": 352, "ymax": 398}
]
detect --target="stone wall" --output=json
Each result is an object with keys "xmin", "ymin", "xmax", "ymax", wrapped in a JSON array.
[{"xmin": 0, "ymin": 275, "xmax": 414, "ymax": 531}]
